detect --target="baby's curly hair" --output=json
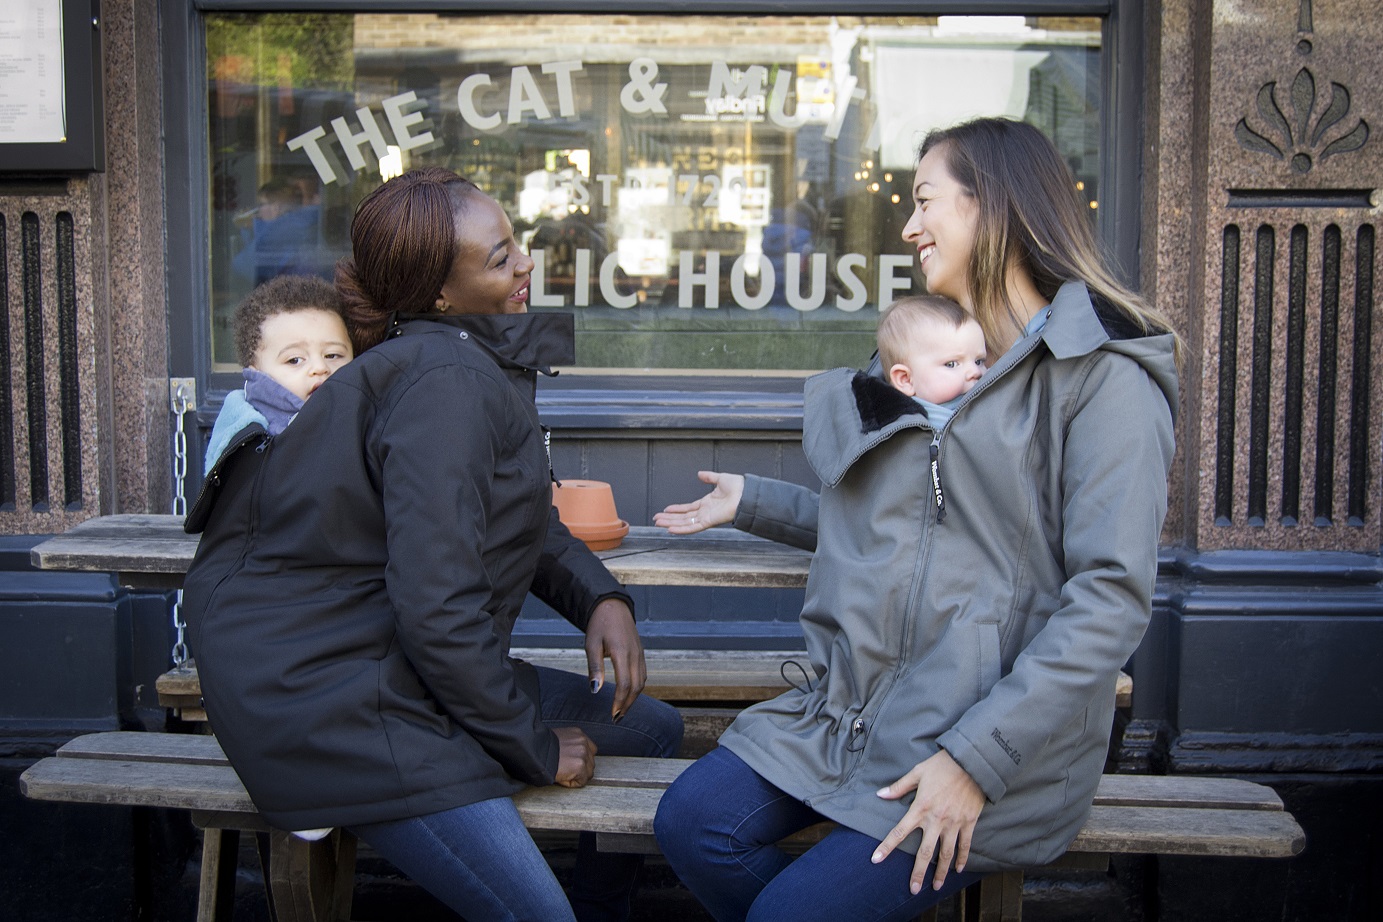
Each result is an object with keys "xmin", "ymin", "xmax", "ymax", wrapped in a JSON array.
[{"xmin": 233, "ymin": 275, "xmax": 346, "ymax": 367}]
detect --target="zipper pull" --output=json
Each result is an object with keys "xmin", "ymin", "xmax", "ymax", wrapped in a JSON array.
[
  {"xmin": 930, "ymin": 439, "xmax": 946, "ymax": 522},
  {"xmin": 542, "ymin": 426, "xmax": 561, "ymax": 486},
  {"xmin": 847, "ymin": 716, "xmax": 867, "ymax": 752}
]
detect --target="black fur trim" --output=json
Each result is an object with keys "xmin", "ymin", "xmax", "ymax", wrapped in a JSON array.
[
  {"xmin": 852, "ymin": 372, "xmax": 926, "ymax": 433},
  {"xmin": 1092, "ymin": 292, "xmax": 1161, "ymax": 341}
]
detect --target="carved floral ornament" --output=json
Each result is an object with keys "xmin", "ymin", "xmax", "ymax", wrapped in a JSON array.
[
  {"xmin": 1235, "ymin": 68, "xmax": 1369, "ymax": 174},
  {"xmin": 1233, "ymin": 0, "xmax": 1369, "ymax": 174}
]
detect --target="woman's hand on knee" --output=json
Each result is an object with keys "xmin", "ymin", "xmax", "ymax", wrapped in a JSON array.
[
  {"xmin": 653, "ymin": 471, "xmax": 744, "ymax": 534},
  {"xmin": 553, "ymin": 727, "xmax": 596, "ymax": 788},
  {"xmin": 871, "ymin": 749, "xmax": 985, "ymax": 894}
]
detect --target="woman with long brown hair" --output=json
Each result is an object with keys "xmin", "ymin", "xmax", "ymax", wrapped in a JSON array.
[
  {"xmin": 652, "ymin": 117, "xmax": 1179, "ymax": 921},
  {"xmin": 183, "ymin": 168, "xmax": 681, "ymax": 922}
]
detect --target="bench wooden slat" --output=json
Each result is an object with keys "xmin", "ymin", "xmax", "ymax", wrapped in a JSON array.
[
  {"xmin": 22, "ymin": 752, "xmax": 660, "ymax": 836},
  {"xmin": 59, "ymin": 731, "xmax": 230, "ymax": 765},
  {"xmin": 21, "ymin": 753, "xmax": 1304, "ymax": 859},
  {"xmin": 515, "ymin": 647, "xmax": 799, "ymax": 701},
  {"xmin": 55, "ymin": 732, "xmax": 689, "ymax": 788},
  {"xmin": 1068, "ymin": 805, "xmax": 1304, "ymax": 858},
  {"xmin": 157, "ymin": 656, "xmax": 1133, "ymax": 712},
  {"xmin": 20, "ymin": 758, "xmax": 256, "ymax": 814},
  {"xmin": 49, "ymin": 733, "xmax": 1284, "ymax": 813},
  {"xmin": 1092, "ymin": 774, "xmax": 1283, "ymax": 811},
  {"xmin": 157, "ymin": 650, "xmax": 802, "ymax": 704},
  {"xmin": 514, "ymin": 784, "xmax": 665, "ymax": 834}
]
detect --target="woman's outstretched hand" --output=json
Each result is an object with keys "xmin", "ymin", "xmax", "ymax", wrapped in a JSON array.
[
  {"xmin": 872, "ymin": 749, "xmax": 986, "ymax": 894},
  {"xmin": 652, "ymin": 471, "xmax": 745, "ymax": 534},
  {"xmin": 553, "ymin": 727, "xmax": 596, "ymax": 788}
]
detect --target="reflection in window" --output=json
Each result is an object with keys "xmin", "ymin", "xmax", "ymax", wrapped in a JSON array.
[{"xmin": 206, "ymin": 14, "xmax": 1101, "ymax": 372}]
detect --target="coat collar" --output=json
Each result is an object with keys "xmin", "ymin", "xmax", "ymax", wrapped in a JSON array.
[
  {"xmin": 388, "ymin": 311, "xmax": 576, "ymax": 374},
  {"xmin": 804, "ymin": 368, "xmax": 929, "ymax": 488},
  {"xmin": 1036, "ymin": 280, "xmax": 1179, "ymax": 421},
  {"xmin": 803, "ymin": 281, "xmax": 1179, "ymax": 487},
  {"xmin": 1039, "ymin": 279, "xmax": 1112, "ymax": 360}
]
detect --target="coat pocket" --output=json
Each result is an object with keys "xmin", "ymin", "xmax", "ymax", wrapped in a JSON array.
[{"xmin": 977, "ymin": 620, "xmax": 1003, "ymax": 700}]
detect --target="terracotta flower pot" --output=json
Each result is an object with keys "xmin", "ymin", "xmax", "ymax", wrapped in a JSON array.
[{"xmin": 551, "ymin": 479, "xmax": 630, "ymax": 551}]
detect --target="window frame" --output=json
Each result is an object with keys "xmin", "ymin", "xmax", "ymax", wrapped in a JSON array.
[{"xmin": 163, "ymin": 0, "xmax": 1142, "ymax": 429}]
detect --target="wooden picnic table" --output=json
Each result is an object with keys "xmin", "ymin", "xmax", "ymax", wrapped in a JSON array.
[
  {"xmin": 31, "ymin": 513, "xmax": 1133, "ymax": 717},
  {"xmin": 26, "ymin": 514, "xmax": 1190, "ymax": 922},
  {"xmin": 30, "ymin": 513, "xmax": 812, "ymax": 591}
]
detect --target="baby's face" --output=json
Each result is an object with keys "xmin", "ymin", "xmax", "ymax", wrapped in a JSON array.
[
  {"xmin": 890, "ymin": 319, "xmax": 988, "ymax": 404},
  {"xmin": 250, "ymin": 308, "xmax": 353, "ymax": 402}
]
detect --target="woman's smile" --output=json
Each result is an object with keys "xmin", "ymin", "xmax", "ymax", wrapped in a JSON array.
[{"xmin": 902, "ymin": 144, "xmax": 979, "ymax": 311}]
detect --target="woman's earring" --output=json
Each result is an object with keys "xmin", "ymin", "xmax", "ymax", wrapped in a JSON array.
[{"xmin": 435, "ymin": 299, "xmax": 450, "ymax": 314}]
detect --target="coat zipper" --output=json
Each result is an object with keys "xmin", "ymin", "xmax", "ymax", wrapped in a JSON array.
[
  {"xmin": 827, "ymin": 332, "xmax": 1049, "ymax": 795},
  {"xmin": 542, "ymin": 426, "xmax": 561, "ymax": 486},
  {"xmin": 929, "ymin": 435, "xmax": 946, "ymax": 522},
  {"xmin": 186, "ymin": 428, "xmax": 269, "ymax": 517},
  {"xmin": 925, "ymin": 332, "xmax": 1046, "ymax": 526}
]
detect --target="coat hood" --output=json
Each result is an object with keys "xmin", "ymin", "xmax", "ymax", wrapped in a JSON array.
[
  {"xmin": 203, "ymin": 389, "xmax": 268, "ymax": 475},
  {"xmin": 1040, "ymin": 280, "xmax": 1179, "ymax": 423}
]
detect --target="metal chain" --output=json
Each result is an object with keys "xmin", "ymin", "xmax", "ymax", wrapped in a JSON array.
[{"xmin": 169, "ymin": 380, "xmax": 194, "ymax": 665}]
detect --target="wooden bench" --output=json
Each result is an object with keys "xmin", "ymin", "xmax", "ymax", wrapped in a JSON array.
[
  {"xmin": 21, "ymin": 730, "xmax": 1304, "ymax": 922},
  {"xmin": 157, "ymin": 651, "xmax": 1133, "ymax": 759},
  {"xmin": 26, "ymin": 514, "xmax": 1171, "ymax": 921}
]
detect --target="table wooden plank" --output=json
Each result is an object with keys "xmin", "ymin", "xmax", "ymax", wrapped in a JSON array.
[
  {"xmin": 32, "ymin": 515, "xmax": 1140, "ymax": 716},
  {"xmin": 30, "ymin": 516, "xmax": 812, "ymax": 589},
  {"xmin": 595, "ymin": 530, "xmax": 811, "ymax": 588},
  {"xmin": 155, "ymin": 660, "xmax": 201, "ymax": 697},
  {"xmin": 31, "ymin": 514, "xmax": 195, "ymax": 577}
]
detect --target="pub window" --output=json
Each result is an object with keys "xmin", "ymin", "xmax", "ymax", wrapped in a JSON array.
[{"xmin": 206, "ymin": 13, "xmax": 1101, "ymax": 373}]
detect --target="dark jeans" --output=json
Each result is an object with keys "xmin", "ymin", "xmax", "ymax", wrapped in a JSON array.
[
  {"xmin": 352, "ymin": 796, "xmax": 576, "ymax": 922},
  {"xmin": 352, "ymin": 666, "xmax": 683, "ymax": 922},
  {"xmin": 538, "ymin": 664, "xmax": 684, "ymax": 921},
  {"xmin": 653, "ymin": 746, "xmax": 982, "ymax": 922}
]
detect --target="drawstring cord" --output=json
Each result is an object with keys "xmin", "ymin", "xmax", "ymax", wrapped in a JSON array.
[{"xmin": 780, "ymin": 659, "xmax": 814, "ymax": 694}]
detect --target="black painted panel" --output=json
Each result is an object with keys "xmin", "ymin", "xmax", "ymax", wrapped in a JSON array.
[{"xmin": 1171, "ymin": 611, "xmax": 1383, "ymax": 734}]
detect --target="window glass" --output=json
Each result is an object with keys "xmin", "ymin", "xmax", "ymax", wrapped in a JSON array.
[{"xmin": 206, "ymin": 13, "xmax": 1101, "ymax": 372}]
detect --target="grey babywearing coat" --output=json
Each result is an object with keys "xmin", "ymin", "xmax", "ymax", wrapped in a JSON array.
[{"xmin": 720, "ymin": 280, "xmax": 1178, "ymax": 872}]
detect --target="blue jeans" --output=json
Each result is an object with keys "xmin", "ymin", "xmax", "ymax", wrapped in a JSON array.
[
  {"xmin": 537, "ymin": 664, "xmax": 684, "ymax": 922},
  {"xmin": 352, "ymin": 796, "xmax": 576, "ymax": 922},
  {"xmin": 352, "ymin": 667, "xmax": 682, "ymax": 922},
  {"xmin": 654, "ymin": 747, "xmax": 982, "ymax": 922}
]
